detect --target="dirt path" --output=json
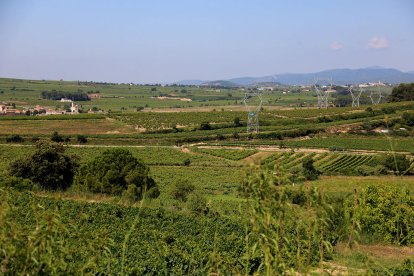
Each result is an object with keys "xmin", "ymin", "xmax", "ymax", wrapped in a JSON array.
[{"xmin": 0, "ymin": 143, "xmax": 408, "ymax": 155}]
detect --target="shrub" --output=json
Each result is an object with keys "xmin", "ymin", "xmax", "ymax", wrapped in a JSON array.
[
  {"xmin": 77, "ymin": 135, "xmax": 88, "ymax": 144},
  {"xmin": 75, "ymin": 148, "xmax": 159, "ymax": 199},
  {"xmin": 0, "ymin": 176, "xmax": 37, "ymax": 191},
  {"xmin": 355, "ymin": 164, "xmax": 386, "ymax": 176},
  {"xmin": 402, "ymin": 112, "xmax": 414, "ymax": 127},
  {"xmin": 352, "ymin": 185, "xmax": 414, "ymax": 245},
  {"xmin": 8, "ymin": 142, "xmax": 79, "ymax": 190},
  {"xmin": 199, "ymin": 122, "xmax": 212, "ymax": 130},
  {"xmin": 187, "ymin": 192, "xmax": 208, "ymax": 214},
  {"xmin": 6, "ymin": 135, "xmax": 24, "ymax": 143},
  {"xmin": 302, "ymin": 157, "xmax": 320, "ymax": 180},
  {"xmin": 183, "ymin": 158, "xmax": 191, "ymax": 166},
  {"xmin": 234, "ymin": 117, "xmax": 242, "ymax": 127},
  {"xmin": 50, "ymin": 131, "xmax": 64, "ymax": 142},
  {"xmin": 382, "ymin": 154, "xmax": 411, "ymax": 175},
  {"xmin": 216, "ymin": 134, "xmax": 225, "ymax": 140},
  {"xmin": 171, "ymin": 180, "xmax": 195, "ymax": 202}
]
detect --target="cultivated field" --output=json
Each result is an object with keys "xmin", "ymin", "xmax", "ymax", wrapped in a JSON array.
[{"xmin": 1, "ymin": 78, "xmax": 413, "ymax": 274}]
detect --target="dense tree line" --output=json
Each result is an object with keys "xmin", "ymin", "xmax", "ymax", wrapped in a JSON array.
[
  {"xmin": 41, "ymin": 90, "xmax": 90, "ymax": 101},
  {"xmin": 389, "ymin": 83, "xmax": 414, "ymax": 102}
]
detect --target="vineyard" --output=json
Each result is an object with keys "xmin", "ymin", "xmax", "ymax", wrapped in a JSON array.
[
  {"xmin": 260, "ymin": 151, "xmax": 414, "ymax": 176},
  {"xmin": 1, "ymin": 77, "xmax": 414, "ymax": 274},
  {"xmin": 1, "ymin": 189, "xmax": 247, "ymax": 274}
]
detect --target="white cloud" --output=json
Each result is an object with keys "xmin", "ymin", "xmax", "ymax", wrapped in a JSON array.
[
  {"xmin": 330, "ymin": 41, "xmax": 343, "ymax": 51},
  {"xmin": 367, "ymin": 36, "xmax": 389, "ymax": 49}
]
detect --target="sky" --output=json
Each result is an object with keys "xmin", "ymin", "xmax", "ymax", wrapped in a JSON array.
[{"xmin": 0, "ymin": 0, "xmax": 413, "ymax": 83}]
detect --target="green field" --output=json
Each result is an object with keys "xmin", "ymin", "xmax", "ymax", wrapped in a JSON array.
[{"xmin": 1, "ymin": 78, "xmax": 413, "ymax": 274}]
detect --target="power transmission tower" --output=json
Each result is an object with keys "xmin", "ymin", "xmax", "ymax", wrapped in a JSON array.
[
  {"xmin": 243, "ymin": 91, "xmax": 263, "ymax": 133},
  {"xmin": 314, "ymin": 78, "xmax": 334, "ymax": 109},
  {"xmin": 348, "ymin": 85, "xmax": 363, "ymax": 107},
  {"xmin": 369, "ymin": 81, "xmax": 383, "ymax": 105}
]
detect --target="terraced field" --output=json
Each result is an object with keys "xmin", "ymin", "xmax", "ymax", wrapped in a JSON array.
[{"xmin": 260, "ymin": 151, "xmax": 394, "ymax": 175}]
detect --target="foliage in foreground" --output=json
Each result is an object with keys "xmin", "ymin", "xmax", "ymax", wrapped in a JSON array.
[
  {"xmin": 242, "ymin": 167, "xmax": 336, "ymax": 274},
  {"xmin": 352, "ymin": 185, "xmax": 414, "ymax": 245},
  {"xmin": 0, "ymin": 188, "xmax": 245, "ymax": 274},
  {"xmin": 2, "ymin": 164, "xmax": 414, "ymax": 274}
]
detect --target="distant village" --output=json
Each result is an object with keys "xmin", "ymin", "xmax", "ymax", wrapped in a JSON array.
[
  {"xmin": 0, "ymin": 98, "xmax": 81, "ymax": 116},
  {"xmin": 0, "ymin": 91, "xmax": 105, "ymax": 116}
]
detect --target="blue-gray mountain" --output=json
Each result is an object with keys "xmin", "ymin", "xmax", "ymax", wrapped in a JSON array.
[{"xmin": 174, "ymin": 67, "xmax": 414, "ymax": 86}]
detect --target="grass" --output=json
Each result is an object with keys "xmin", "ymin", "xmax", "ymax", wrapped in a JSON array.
[{"xmin": 311, "ymin": 175, "xmax": 414, "ymax": 195}]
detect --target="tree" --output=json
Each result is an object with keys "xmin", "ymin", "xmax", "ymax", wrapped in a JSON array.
[
  {"xmin": 199, "ymin": 122, "xmax": 212, "ymax": 130},
  {"xmin": 77, "ymin": 135, "xmax": 88, "ymax": 144},
  {"xmin": 183, "ymin": 158, "xmax": 191, "ymax": 166},
  {"xmin": 383, "ymin": 154, "xmax": 411, "ymax": 175},
  {"xmin": 6, "ymin": 135, "xmax": 24, "ymax": 143},
  {"xmin": 51, "ymin": 131, "xmax": 64, "ymax": 142},
  {"xmin": 402, "ymin": 112, "xmax": 414, "ymax": 127},
  {"xmin": 234, "ymin": 117, "xmax": 242, "ymax": 127},
  {"xmin": 389, "ymin": 83, "xmax": 414, "ymax": 102},
  {"xmin": 75, "ymin": 148, "xmax": 159, "ymax": 199},
  {"xmin": 302, "ymin": 157, "xmax": 320, "ymax": 180},
  {"xmin": 8, "ymin": 142, "xmax": 79, "ymax": 190}
]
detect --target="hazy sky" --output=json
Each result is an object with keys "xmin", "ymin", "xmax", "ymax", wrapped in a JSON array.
[{"xmin": 1, "ymin": 0, "xmax": 413, "ymax": 83}]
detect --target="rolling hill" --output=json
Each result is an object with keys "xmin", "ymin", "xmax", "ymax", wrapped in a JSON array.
[{"xmin": 174, "ymin": 67, "xmax": 414, "ymax": 86}]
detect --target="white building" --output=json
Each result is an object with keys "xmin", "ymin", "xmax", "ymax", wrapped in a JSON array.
[
  {"xmin": 60, "ymin": 98, "xmax": 73, "ymax": 102},
  {"xmin": 70, "ymin": 102, "xmax": 79, "ymax": 114}
]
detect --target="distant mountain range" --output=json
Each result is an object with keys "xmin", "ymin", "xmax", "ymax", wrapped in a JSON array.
[{"xmin": 173, "ymin": 67, "xmax": 414, "ymax": 86}]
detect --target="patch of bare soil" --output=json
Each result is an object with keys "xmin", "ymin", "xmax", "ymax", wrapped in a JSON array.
[
  {"xmin": 356, "ymin": 244, "xmax": 414, "ymax": 260},
  {"xmin": 243, "ymin": 151, "xmax": 274, "ymax": 165}
]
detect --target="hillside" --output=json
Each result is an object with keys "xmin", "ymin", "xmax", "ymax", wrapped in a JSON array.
[{"xmin": 174, "ymin": 67, "xmax": 414, "ymax": 86}]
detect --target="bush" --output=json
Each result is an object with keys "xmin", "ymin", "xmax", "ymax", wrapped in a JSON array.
[
  {"xmin": 50, "ymin": 131, "xmax": 64, "ymax": 142},
  {"xmin": 302, "ymin": 157, "xmax": 320, "ymax": 180},
  {"xmin": 199, "ymin": 122, "xmax": 212, "ymax": 130},
  {"xmin": 382, "ymin": 154, "xmax": 411, "ymax": 175},
  {"xmin": 0, "ymin": 176, "xmax": 37, "ymax": 191},
  {"xmin": 389, "ymin": 83, "xmax": 414, "ymax": 102},
  {"xmin": 352, "ymin": 185, "xmax": 414, "ymax": 245},
  {"xmin": 234, "ymin": 117, "xmax": 242, "ymax": 127},
  {"xmin": 75, "ymin": 148, "xmax": 159, "ymax": 199},
  {"xmin": 77, "ymin": 135, "xmax": 88, "ymax": 144},
  {"xmin": 8, "ymin": 142, "xmax": 79, "ymax": 190},
  {"xmin": 6, "ymin": 135, "xmax": 24, "ymax": 143},
  {"xmin": 187, "ymin": 192, "xmax": 208, "ymax": 214},
  {"xmin": 355, "ymin": 164, "xmax": 386, "ymax": 176},
  {"xmin": 171, "ymin": 180, "xmax": 195, "ymax": 202},
  {"xmin": 216, "ymin": 134, "xmax": 225, "ymax": 140},
  {"xmin": 183, "ymin": 158, "xmax": 191, "ymax": 166}
]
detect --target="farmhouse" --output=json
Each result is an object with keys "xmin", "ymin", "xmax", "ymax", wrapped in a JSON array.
[
  {"xmin": 0, "ymin": 104, "xmax": 24, "ymax": 115},
  {"xmin": 87, "ymin": 93, "xmax": 102, "ymax": 99},
  {"xmin": 60, "ymin": 98, "xmax": 73, "ymax": 102},
  {"xmin": 45, "ymin": 109, "xmax": 65, "ymax": 115}
]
